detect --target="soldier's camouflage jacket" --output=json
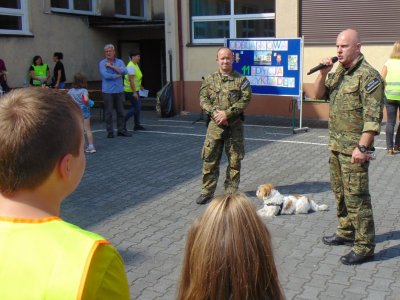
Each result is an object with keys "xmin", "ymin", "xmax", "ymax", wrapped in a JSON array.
[
  {"xmin": 199, "ymin": 70, "xmax": 252, "ymax": 124},
  {"xmin": 323, "ymin": 54, "xmax": 384, "ymax": 155}
]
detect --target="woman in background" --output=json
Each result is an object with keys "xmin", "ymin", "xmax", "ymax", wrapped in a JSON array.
[
  {"xmin": 52, "ymin": 52, "xmax": 66, "ymax": 89},
  {"xmin": 381, "ymin": 41, "xmax": 400, "ymax": 155},
  {"xmin": 29, "ymin": 55, "xmax": 50, "ymax": 86}
]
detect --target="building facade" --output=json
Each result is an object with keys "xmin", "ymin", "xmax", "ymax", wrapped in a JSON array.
[
  {"xmin": 165, "ymin": 0, "xmax": 399, "ymax": 120},
  {"xmin": 2, "ymin": 0, "xmax": 399, "ymax": 120},
  {"xmin": 0, "ymin": 0, "xmax": 165, "ymax": 96}
]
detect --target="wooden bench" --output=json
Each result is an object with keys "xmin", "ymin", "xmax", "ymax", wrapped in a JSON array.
[
  {"xmin": 88, "ymin": 87, "xmax": 156, "ymax": 122},
  {"xmin": 88, "ymin": 90, "xmax": 105, "ymax": 121}
]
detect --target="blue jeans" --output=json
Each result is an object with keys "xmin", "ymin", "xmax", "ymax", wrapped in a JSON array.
[
  {"xmin": 385, "ymin": 100, "xmax": 400, "ymax": 149},
  {"xmin": 124, "ymin": 92, "xmax": 142, "ymax": 128}
]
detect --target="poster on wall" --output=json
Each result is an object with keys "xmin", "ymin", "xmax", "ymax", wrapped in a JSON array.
[{"xmin": 226, "ymin": 38, "xmax": 303, "ymax": 97}]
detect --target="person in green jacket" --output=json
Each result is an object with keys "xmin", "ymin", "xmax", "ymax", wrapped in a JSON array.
[{"xmin": 0, "ymin": 88, "xmax": 130, "ymax": 299}]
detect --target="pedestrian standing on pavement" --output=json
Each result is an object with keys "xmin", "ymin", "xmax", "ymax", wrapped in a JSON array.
[
  {"xmin": 123, "ymin": 51, "xmax": 146, "ymax": 131},
  {"xmin": 380, "ymin": 41, "xmax": 400, "ymax": 155},
  {"xmin": 0, "ymin": 88, "xmax": 130, "ymax": 299},
  {"xmin": 68, "ymin": 72, "xmax": 96, "ymax": 154},
  {"xmin": 178, "ymin": 192, "xmax": 284, "ymax": 300},
  {"xmin": 196, "ymin": 47, "xmax": 252, "ymax": 205},
  {"xmin": 52, "ymin": 52, "xmax": 66, "ymax": 89},
  {"xmin": 98, "ymin": 44, "xmax": 131, "ymax": 138},
  {"xmin": 303, "ymin": 29, "xmax": 384, "ymax": 265}
]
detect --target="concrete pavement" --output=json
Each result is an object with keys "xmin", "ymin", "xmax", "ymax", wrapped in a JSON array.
[{"xmin": 61, "ymin": 110, "xmax": 400, "ymax": 299}]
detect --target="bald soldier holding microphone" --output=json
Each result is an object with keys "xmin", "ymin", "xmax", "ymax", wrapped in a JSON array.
[{"xmin": 304, "ymin": 29, "xmax": 384, "ymax": 265}]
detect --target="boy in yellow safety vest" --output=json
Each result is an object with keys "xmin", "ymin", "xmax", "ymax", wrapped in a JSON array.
[{"xmin": 0, "ymin": 88, "xmax": 130, "ymax": 299}]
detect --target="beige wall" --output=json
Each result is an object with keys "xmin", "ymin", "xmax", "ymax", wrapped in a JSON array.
[
  {"xmin": 164, "ymin": 0, "xmax": 179, "ymax": 82},
  {"xmin": 151, "ymin": 0, "xmax": 165, "ymax": 19},
  {"xmin": 276, "ymin": 0, "xmax": 298, "ymax": 37}
]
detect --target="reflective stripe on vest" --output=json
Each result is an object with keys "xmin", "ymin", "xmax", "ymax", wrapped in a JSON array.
[
  {"xmin": 0, "ymin": 217, "xmax": 108, "ymax": 300},
  {"xmin": 32, "ymin": 64, "xmax": 48, "ymax": 86},
  {"xmin": 385, "ymin": 59, "xmax": 400, "ymax": 101}
]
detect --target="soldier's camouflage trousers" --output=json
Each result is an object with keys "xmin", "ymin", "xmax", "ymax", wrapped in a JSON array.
[
  {"xmin": 329, "ymin": 150, "xmax": 375, "ymax": 256},
  {"xmin": 201, "ymin": 121, "xmax": 244, "ymax": 197}
]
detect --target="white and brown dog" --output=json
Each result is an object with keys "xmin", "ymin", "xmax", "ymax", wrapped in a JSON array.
[{"xmin": 256, "ymin": 183, "xmax": 328, "ymax": 217}]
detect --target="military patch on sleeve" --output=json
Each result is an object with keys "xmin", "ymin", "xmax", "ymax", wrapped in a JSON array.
[
  {"xmin": 241, "ymin": 79, "xmax": 250, "ymax": 89},
  {"xmin": 365, "ymin": 77, "xmax": 381, "ymax": 93}
]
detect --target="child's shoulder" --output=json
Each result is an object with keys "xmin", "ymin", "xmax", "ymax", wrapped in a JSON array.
[
  {"xmin": 68, "ymin": 88, "xmax": 87, "ymax": 94},
  {"xmin": 57, "ymin": 219, "xmax": 106, "ymax": 241}
]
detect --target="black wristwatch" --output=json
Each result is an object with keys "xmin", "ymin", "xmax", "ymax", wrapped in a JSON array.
[{"xmin": 357, "ymin": 144, "xmax": 368, "ymax": 153}]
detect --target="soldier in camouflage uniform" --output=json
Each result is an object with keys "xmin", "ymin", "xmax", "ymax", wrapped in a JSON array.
[
  {"xmin": 303, "ymin": 29, "xmax": 384, "ymax": 265},
  {"xmin": 196, "ymin": 47, "xmax": 252, "ymax": 205}
]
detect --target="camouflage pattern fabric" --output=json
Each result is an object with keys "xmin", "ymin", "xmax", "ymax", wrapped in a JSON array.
[
  {"xmin": 323, "ymin": 54, "xmax": 384, "ymax": 256},
  {"xmin": 329, "ymin": 151, "xmax": 375, "ymax": 255},
  {"xmin": 325, "ymin": 54, "xmax": 384, "ymax": 155},
  {"xmin": 199, "ymin": 71, "xmax": 252, "ymax": 197}
]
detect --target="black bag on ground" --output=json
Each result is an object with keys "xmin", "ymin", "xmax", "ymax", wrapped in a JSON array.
[{"xmin": 156, "ymin": 82, "xmax": 175, "ymax": 118}]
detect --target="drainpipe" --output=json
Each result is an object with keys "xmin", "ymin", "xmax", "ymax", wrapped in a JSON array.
[{"xmin": 177, "ymin": 0, "xmax": 185, "ymax": 111}]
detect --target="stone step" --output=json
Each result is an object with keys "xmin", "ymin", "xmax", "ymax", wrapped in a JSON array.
[{"xmin": 141, "ymin": 97, "xmax": 157, "ymax": 111}]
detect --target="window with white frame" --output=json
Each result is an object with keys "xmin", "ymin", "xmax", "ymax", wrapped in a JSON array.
[
  {"xmin": 50, "ymin": 0, "xmax": 95, "ymax": 14},
  {"xmin": 0, "ymin": 0, "xmax": 30, "ymax": 35},
  {"xmin": 190, "ymin": 0, "xmax": 275, "ymax": 44},
  {"xmin": 50, "ymin": 0, "xmax": 146, "ymax": 19},
  {"xmin": 115, "ymin": 0, "xmax": 146, "ymax": 18}
]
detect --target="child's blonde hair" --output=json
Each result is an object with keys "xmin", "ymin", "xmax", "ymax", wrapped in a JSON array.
[{"xmin": 178, "ymin": 192, "xmax": 284, "ymax": 300}]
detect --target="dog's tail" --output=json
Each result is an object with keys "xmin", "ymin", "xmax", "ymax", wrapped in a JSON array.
[{"xmin": 310, "ymin": 200, "xmax": 329, "ymax": 212}]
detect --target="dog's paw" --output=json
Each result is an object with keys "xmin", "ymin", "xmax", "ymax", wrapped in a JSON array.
[
  {"xmin": 257, "ymin": 207, "xmax": 277, "ymax": 218},
  {"xmin": 317, "ymin": 204, "xmax": 329, "ymax": 211}
]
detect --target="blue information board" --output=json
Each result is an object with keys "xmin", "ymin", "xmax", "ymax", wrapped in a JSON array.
[{"xmin": 227, "ymin": 38, "xmax": 303, "ymax": 96}]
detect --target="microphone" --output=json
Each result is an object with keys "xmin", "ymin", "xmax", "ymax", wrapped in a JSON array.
[{"xmin": 307, "ymin": 56, "xmax": 338, "ymax": 75}]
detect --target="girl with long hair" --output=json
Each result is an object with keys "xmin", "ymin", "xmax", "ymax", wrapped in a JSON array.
[{"xmin": 178, "ymin": 193, "xmax": 285, "ymax": 300}]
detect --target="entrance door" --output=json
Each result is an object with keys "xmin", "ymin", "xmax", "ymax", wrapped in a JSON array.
[
  {"xmin": 140, "ymin": 39, "xmax": 166, "ymax": 97},
  {"xmin": 119, "ymin": 39, "xmax": 165, "ymax": 97}
]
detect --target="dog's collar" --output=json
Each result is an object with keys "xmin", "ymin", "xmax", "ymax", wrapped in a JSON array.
[{"xmin": 266, "ymin": 202, "xmax": 283, "ymax": 215}]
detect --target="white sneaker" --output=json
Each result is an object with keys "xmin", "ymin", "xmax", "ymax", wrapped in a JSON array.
[{"xmin": 85, "ymin": 146, "xmax": 96, "ymax": 153}]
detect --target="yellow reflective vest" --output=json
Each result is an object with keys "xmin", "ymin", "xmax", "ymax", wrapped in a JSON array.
[
  {"xmin": 124, "ymin": 61, "xmax": 142, "ymax": 92},
  {"xmin": 0, "ymin": 216, "xmax": 108, "ymax": 300},
  {"xmin": 32, "ymin": 64, "xmax": 48, "ymax": 86},
  {"xmin": 385, "ymin": 59, "xmax": 400, "ymax": 101}
]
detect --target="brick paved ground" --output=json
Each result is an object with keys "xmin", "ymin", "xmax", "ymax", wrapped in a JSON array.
[{"xmin": 61, "ymin": 110, "xmax": 400, "ymax": 299}]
